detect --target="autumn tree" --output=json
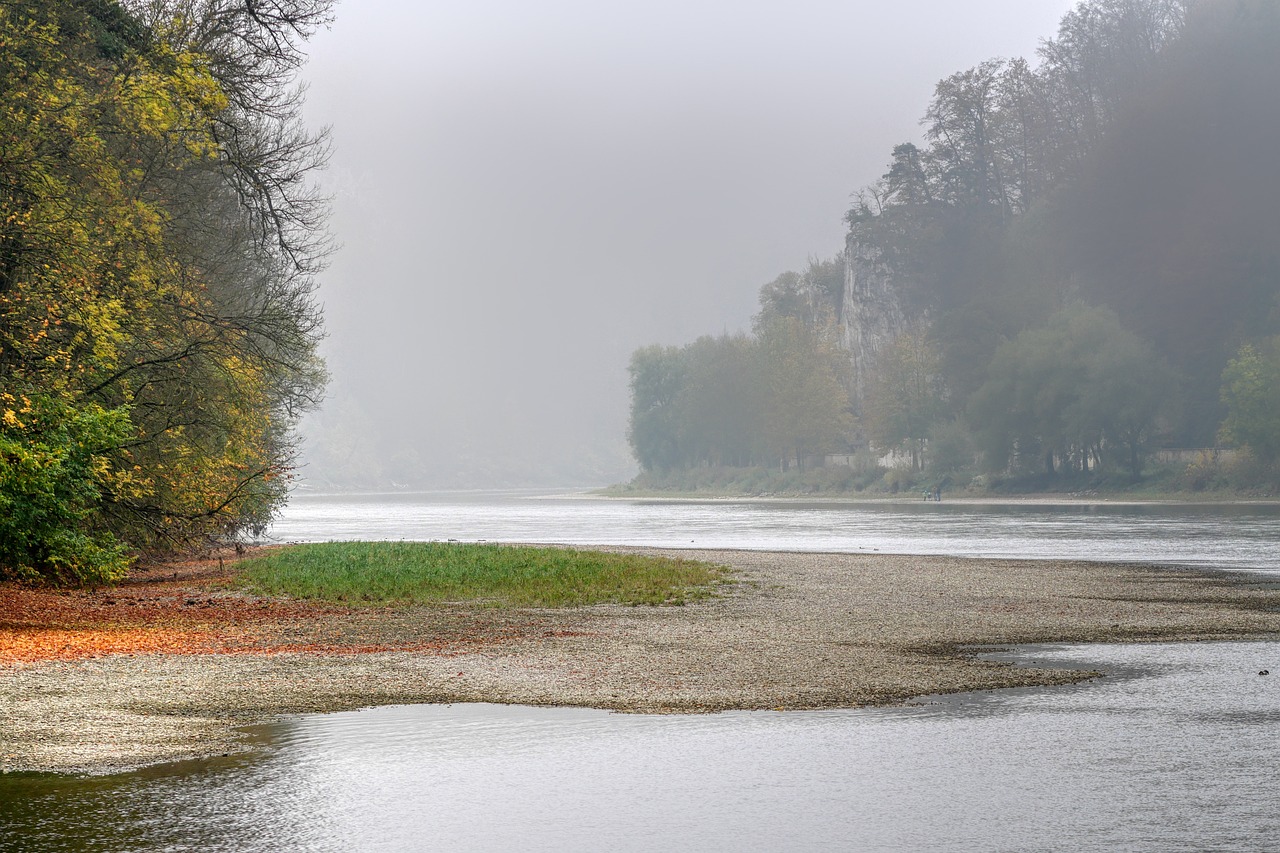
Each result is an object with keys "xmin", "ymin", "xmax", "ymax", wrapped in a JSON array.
[
  {"xmin": 755, "ymin": 317, "xmax": 854, "ymax": 471},
  {"xmin": 864, "ymin": 331, "xmax": 946, "ymax": 471},
  {"xmin": 0, "ymin": 0, "xmax": 331, "ymax": 582}
]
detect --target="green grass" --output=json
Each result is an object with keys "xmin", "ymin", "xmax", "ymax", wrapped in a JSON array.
[{"xmin": 238, "ymin": 541, "xmax": 729, "ymax": 607}]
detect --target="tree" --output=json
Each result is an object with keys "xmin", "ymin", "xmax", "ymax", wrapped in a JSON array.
[
  {"xmin": 755, "ymin": 317, "xmax": 854, "ymax": 471},
  {"xmin": 0, "ymin": 1, "xmax": 331, "ymax": 581},
  {"xmin": 864, "ymin": 331, "xmax": 946, "ymax": 471},
  {"xmin": 627, "ymin": 346, "xmax": 687, "ymax": 473},
  {"xmin": 754, "ymin": 257, "xmax": 845, "ymax": 331},
  {"xmin": 1070, "ymin": 320, "xmax": 1176, "ymax": 476},
  {"xmin": 0, "ymin": 396, "xmax": 133, "ymax": 583},
  {"xmin": 969, "ymin": 304, "xmax": 1173, "ymax": 476},
  {"xmin": 925, "ymin": 59, "xmax": 1009, "ymax": 215},
  {"xmin": 675, "ymin": 335, "xmax": 760, "ymax": 468},
  {"xmin": 1219, "ymin": 340, "xmax": 1280, "ymax": 465}
]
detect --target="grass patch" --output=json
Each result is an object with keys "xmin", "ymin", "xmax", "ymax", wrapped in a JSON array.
[{"xmin": 238, "ymin": 541, "xmax": 729, "ymax": 607}]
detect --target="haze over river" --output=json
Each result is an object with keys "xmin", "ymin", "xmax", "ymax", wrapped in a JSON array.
[{"xmin": 5, "ymin": 493, "xmax": 1280, "ymax": 852}]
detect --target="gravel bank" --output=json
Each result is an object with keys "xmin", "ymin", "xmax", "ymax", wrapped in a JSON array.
[{"xmin": 4, "ymin": 548, "xmax": 1280, "ymax": 775}]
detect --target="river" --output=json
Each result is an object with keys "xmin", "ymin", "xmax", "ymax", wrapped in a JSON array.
[
  {"xmin": 4, "ymin": 492, "xmax": 1280, "ymax": 852},
  {"xmin": 271, "ymin": 489, "xmax": 1280, "ymax": 573}
]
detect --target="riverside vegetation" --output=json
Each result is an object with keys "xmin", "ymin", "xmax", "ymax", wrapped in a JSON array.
[
  {"xmin": 626, "ymin": 0, "xmax": 1280, "ymax": 499},
  {"xmin": 239, "ymin": 542, "xmax": 728, "ymax": 607},
  {"xmin": 0, "ymin": 1, "xmax": 332, "ymax": 584}
]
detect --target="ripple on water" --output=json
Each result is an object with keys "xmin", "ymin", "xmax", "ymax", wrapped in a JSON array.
[
  {"xmin": 2, "ymin": 640, "xmax": 1279, "ymax": 852},
  {"xmin": 269, "ymin": 494, "xmax": 1280, "ymax": 574}
]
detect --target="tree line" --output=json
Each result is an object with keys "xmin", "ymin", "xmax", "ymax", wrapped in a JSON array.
[
  {"xmin": 629, "ymin": 0, "xmax": 1280, "ymax": 489},
  {"xmin": 0, "ymin": 0, "xmax": 331, "ymax": 582},
  {"xmin": 629, "ymin": 261, "xmax": 852, "ymax": 474}
]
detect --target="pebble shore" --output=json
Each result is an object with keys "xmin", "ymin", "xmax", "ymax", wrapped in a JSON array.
[{"xmin": 4, "ymin": 548, "xmax": 1280, "ymax": 775}]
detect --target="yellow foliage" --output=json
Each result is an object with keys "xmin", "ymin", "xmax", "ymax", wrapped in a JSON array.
[{"xmin": 1, "ymin": 1, "xmax": 327, "ymax": 573}]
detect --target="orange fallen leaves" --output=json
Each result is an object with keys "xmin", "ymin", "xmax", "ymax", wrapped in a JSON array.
[
  {"xmin": 0, "ymin": 625, "xmax": 463, "ymax": 664},
  {"xmin": 0, "ymin": 550, "xmax": 435, "ymax": 664},
  {"xmin": 1, "ymin": 627, "xmax": 225, "ymax": 663},
  {"xmin": 0, "ymin": 549, "xmax": 566, "ymax": 665}
]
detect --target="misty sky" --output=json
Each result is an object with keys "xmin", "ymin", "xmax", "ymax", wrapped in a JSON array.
[{"xmin": 298, "ymin": 0, "xmax": 1077, "ymax": 486}]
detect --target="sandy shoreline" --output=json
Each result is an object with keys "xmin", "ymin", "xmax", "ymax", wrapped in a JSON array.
[{"xmin": 4, "ymin": 547, "xmax": 1280, "ymax": 776}]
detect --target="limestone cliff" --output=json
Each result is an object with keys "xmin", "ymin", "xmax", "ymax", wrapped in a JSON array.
[{"xmin": 838, "ymin": 231, "xmax": 919, "ymax": 422}]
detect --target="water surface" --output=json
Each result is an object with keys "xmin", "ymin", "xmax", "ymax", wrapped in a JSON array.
[
  {"xmin": 4, "ymin": 642, "xmax": 1278, "ymax": 852},
  {"xmin": 272, "ymin": 490, "xmax": 1280, "ymax": 574},
  {"xmin": 6, "ymin": 493, "xmax": 1280, "ymax": 851}
]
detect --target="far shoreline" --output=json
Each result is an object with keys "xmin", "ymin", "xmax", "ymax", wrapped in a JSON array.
[
  {"xmin": 288, "ymin": 485, "xmax": 1280, "ymax": 508},
  {"xmin": 581, "ymin": 490, "xmax": 1280, "ymax": 507}
]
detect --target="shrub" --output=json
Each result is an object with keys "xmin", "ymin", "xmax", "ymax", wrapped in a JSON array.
[{"xmin": 0, "ymin": 397, "xmax": 132, "ymax": 584}]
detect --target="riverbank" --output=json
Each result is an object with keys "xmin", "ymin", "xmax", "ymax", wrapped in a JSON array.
[
  {"xmin": 4, "ymin": 548, "xmax": 1280, "ymax": 775},
  {"xmin": 588, "ymin": 489, "xmax": 1280, "ymax": 506},
  {"xmin": 600, "ymin": 461, "xmax": 1280, "ymax": 503}
]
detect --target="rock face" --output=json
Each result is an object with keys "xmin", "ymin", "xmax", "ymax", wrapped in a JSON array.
[{"xmin": 838, "ymin": 232, "xmax": 919, "ymax": 420}]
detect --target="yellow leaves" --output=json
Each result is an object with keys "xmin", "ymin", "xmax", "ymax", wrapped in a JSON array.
[
  {"xmin": 0, "ymin": 394, "xmax": 34, "ymax": 431},
  {"xmin": 0, "ymin": 1, "xmax": 317, "ymax": 567},
  {"xmin": 110, "ymin": 44, "xmax": 228, "ymax": 161}
]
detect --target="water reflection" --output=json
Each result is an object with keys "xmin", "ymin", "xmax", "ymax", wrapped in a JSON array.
[{"xmin": 4, "ymin": 642, "xmax": 1279, "ymax": 852}]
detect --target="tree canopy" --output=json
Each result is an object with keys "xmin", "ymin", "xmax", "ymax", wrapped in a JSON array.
[
  {"xmin": 847, "ymin": 0, "xmax": 1277, "ymax": 449},
  {"xmin": 968, "ymin": 305, "xmax": 1174, "ymax": 477},
  {"xmin": 0, "ymin": 0, "xmax": 331, "ymax": 582},
  {"xmin": 1218, "ymin": 340, "xmax": 1280, "ymax": 465},
  {"xmin": 627, "ymin": 310, "xmax": 853, "ymax": 475}
]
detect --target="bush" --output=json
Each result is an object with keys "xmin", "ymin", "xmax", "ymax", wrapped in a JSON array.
[{"xmin": 0, "ymin": 397, "xmax": 132, "ymax": 584}]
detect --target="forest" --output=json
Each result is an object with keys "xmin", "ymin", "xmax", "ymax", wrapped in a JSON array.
[
  {"xmin": 627, "ymin": 0, "xmax": 1280, "ymax": 494},
  {"xmin": 0, "ymin": 0, "xmax": 331, "ymax": 582}
]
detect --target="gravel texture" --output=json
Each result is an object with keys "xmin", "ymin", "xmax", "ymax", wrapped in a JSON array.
[{"xmin": 4, "ymin": 548, "xmax": 1280, "ymax": 775}]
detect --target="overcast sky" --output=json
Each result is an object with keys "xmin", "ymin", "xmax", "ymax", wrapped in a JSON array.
[{"xmin": 298, "ymin": 0, "xmax": 1078, "ymax": 487}]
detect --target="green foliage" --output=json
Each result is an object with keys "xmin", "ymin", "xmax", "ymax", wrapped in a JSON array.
[
  {"xmin": 0, "ymin": 1, "xmax": 331, "ymax": 582},
  {"xmin": 627, "ymin": 316, "xmax": 854, "ymax": 475},
  {"xmin": 627, "ymin": 345, "xmax": 687, "ymax": 472},
  {"xmin": 755, "ymin": 317, "xmax": 854, "ymax": 471},
  {"xmin": 846, "ymin": 0, "xmax": 1279, "ymax": 450},
  {"xmin": 969, "ymin": 305, "xmax": 1175, "ymax": 477},
  {"xmin": 676, "ymin": 334, "xmax": 760, "ymax": 468},
  {"xmin": 1219, "ymin": 340, "xmax": 1280, "ymax": 464},
  {"xmin": 925, "ymin": 419, "xmax": 977, "ymax": 479},
  {"xmin": 880, "ymin": 466, "xmax": 918, "ymax": 495},
  {"xmin": 239, "ymin": 542, "xmax": 728, "ymax": 608},
  {"xmin": 1175, "ymin": 449, "xmax": 1276, "ymax": 494},
  {"xmin": 0, "ymin": 395, "xmax": 131, "ymax": 583},
  {"xmin": 625, "ymin": 0, "xmax": 1278, "ymax": 497},
  {"xmin": 755, "ymin": 257, "xmax": 845, "ymax": 329}
]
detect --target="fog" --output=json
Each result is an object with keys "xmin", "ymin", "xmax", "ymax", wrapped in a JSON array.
[{"xmin": 297, "ymin": 0, "xmax": 1076, "ymax": 489}]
